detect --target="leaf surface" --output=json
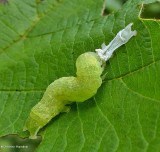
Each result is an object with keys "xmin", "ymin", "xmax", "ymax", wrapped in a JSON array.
[{"xmin": 0, "ymin": 0, "xmax": 160, "ymax": 151}]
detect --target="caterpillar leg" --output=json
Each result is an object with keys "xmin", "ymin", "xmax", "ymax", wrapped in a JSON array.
[
  {"xmin": 101, "ymin": 71, "xmax": 108, "ymax": 81},
  {"xmin": 61, "ymin": 106, "xmax": 71, "ymax": 113}
]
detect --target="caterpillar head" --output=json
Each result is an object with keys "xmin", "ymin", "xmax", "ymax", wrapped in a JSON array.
[{"xmin": 76, "ymin": 52, "xmax": 104, "ymax": 77}]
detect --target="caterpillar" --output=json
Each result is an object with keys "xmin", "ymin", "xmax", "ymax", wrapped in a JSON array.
[{"xmin": 24, "ymin": 23, "xmax": 137, "ymax": 139}]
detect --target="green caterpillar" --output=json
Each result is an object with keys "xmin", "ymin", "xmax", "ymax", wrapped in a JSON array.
[
  {"xmin": 24, "ymin": 52, "xmax": 104, "ymax": 139},
  {"xmin": 24, "ymin": 23, "xmax": 136, "ymax": 139}
]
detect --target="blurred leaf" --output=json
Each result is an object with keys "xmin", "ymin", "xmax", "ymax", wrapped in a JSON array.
[
  {"xmin": 0, "ymin": 0, "xmax": 160, "ymax": 152},
  {"xmin": 105, "ymin": 0, "xmax": 122, "ymax": 14},
  {"xmin": 0, "ymin": 135, "xmax": 41, "ymax": 152},
  {"xmin": 141, "ymin": 1, "xmax": 160, "ymax": 19}
]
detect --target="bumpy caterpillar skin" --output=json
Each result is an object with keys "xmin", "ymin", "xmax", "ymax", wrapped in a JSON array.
[{"xmin": 24, "ymin": 52, "xmax": 104, "ymax": 139}]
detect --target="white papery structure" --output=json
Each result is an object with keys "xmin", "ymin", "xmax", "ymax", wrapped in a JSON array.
[{"xmin": 96, "ymin": 23, "xmax": 137, "ymax": 61}]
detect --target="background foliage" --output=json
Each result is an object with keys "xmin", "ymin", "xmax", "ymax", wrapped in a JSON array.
[{"xmin": 0, "ymin": 0, "xmax": 160, "ymax": 152}]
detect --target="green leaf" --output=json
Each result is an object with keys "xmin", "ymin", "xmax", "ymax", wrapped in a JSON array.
[{"xmin": 0, "ymin": 0, "xmax": 160, "ymax": 151}]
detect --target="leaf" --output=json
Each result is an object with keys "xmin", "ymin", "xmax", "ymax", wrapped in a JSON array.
[{"xmin": 0, "ymin": 0, "xmax": 160, "ymax": 151}]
